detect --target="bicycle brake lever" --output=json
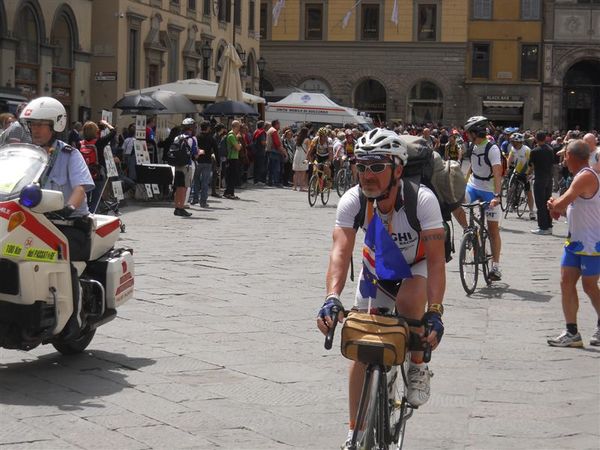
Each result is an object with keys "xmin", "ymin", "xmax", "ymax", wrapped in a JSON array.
[
  {"xmin": 324, "ymin": 305, "xmax": 340, "ymax": 350},
  {"xmin": 422, "ymin": 321, "xmax": 432, "ymax": 363}
]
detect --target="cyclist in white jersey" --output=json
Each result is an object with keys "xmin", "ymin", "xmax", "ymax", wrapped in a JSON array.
[
  {"xmin": 316, "ymin": 128, "xmax": 446, "ymax": 448},
  {"xmin": 506, "ymin": 132, "xmax": 535, "ymax": 219},
  {"xmin": 464, "ymin": 116, "xmax": 503, "ymax": 280}
]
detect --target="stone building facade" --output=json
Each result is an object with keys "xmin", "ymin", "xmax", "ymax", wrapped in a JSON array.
[
  {"xmin": 90, "ymin": 0, "xmax": 260, "ymax": 121},
  {"xmin": 0, "ymin": 0, "xmax": 93, "ymax": 122},
  {"xmin": 542, "ymin": 0, "xmax": 600, "ymax": 131},
  {"xmin": 259, "ymin": 0, "xmax": 469, "ymax": 126}
]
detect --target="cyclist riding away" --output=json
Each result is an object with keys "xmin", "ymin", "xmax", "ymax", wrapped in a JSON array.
[
  {"xmin": 316, "ymin": 128, "xmax": 446, "ymax": 449},
  {"xmin": 464, "ymin": 116, "xmax": 504, "ymax": 281},
  {"xmin": 506, "ymin": 132, "xmax": 536, "ymax": 220}
]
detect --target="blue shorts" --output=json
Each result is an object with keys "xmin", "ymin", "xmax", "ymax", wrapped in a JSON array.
[
  {"xmin": 561, "ymin": 249, "xmax": 600, "ymax": 276},
  {"xmin": 464, "ymin": 185, "xmax": 501, "ymax": 222}
]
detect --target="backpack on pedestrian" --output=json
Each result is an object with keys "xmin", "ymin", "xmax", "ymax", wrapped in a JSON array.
[
  {"xmin": 166, "ymin": 134, "xmax": 192, "ymax": 167},
  {"xmin": 79, "ymin": 139, "xmax": 102, "ymax": 180},
  {"xmin": 353, "ymin": 135, "xmax": 460, "ymax": 263}
]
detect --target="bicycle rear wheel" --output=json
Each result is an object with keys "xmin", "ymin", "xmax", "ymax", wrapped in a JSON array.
[
  {"xmin": 352, "ymin": 366, "xmax": 381, "ymax": 450},
  {"xmin": 308, "ymin": 175, "xmax": 319, "ymax": 207},
  {"xmin": 504, "ymin": 181, "xmax": 517, "ymax": 219},
  {"xmin": 335, "ymin": 168, "xmax": 348, "ymax": 197},
  {"xmin": 321, "ymin": 176, "xmax": 331, "ymax": 205},
  {"xmin": 459, "ymin": 230, "xmax": 479, "ymax": 295}
]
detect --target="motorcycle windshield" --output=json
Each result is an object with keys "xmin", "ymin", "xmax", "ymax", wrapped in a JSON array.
[{"xmin": 0, "ymin": 144, "xmax": 48, "ymax": 201}]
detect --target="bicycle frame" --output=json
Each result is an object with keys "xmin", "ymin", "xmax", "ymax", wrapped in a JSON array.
[{"xmin": 459, "ymin": 201, "xmax": 493, "ymax": 294}]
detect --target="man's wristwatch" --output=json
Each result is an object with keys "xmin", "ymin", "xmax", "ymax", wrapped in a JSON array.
[{"xmin": 427, "ymin": 303, "xmax": 444, "ymax": 316}]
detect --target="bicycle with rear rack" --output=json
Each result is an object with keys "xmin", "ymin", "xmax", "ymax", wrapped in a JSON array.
[
  {"xmin": 458, "ymin": 200, "xmax": 494, "ymax": 295},
  {"xmin": 335, "ymin": 157, "xmax": 356, "ymax": 197},
  {"xmin": 325, "ymin": 306, "xmax": 432, "ymax": 450},
  {"xmin": 308, "ymin": 160, "xmax": 332, "ymax": 207}
]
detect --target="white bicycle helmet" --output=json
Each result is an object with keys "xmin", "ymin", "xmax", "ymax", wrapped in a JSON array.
[
  {"xmin": 354, "ymin": 128, "xmax": 408, "ymax": 165},
  {"xmin": 464, "ymin": 115, "xmax": 488, "ymax": 134},
  {"xmin": 182, "ymin": 117, "xmax": 196, "ymax": 126},
  {"xmin": 20, "ymin": 97, "xmax": 67, "ymax": 132},
  {"xmin": 510, "ymin": 132, "xmax": 524, "ymax": 143}
]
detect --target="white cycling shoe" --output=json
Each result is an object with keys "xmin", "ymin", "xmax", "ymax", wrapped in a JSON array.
[{"xmin": 407, "ymin": 362, "xmax": 433, "ymax": 407}]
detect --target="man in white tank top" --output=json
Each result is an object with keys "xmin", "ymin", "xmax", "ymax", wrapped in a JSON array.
[{"xmin": 547, "ymin": 139, "xmax": 600, "ymax": 348}]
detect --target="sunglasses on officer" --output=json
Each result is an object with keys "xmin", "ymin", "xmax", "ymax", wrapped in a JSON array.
[{"xmin": 355, "ymin": 162, "xmax": 394, "ymax": 174}]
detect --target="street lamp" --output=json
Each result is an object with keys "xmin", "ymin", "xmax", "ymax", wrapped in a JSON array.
[
  {"xmin": 238, "ymin": 48, "xmax": 247, "ymax": 76},
  {"xmin": 201, "ymin": 42, "xmax": 213, "ymax": 80},
  {"xmin": 257, "ymin": 56, "xmax": 266, "ymax": 98}
]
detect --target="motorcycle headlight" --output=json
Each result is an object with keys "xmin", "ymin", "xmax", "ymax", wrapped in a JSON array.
[{"xmin": 19, "ymin": 184, "xmax": 43, "ymax": 208}]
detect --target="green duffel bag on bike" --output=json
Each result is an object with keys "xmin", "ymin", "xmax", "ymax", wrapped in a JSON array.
[{"xmin": 341, "ymin": 311, "xmax": 410, "ymax": 366}]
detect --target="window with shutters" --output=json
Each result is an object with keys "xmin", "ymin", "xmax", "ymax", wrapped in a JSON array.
[
  {"xmin": 472, "ymin": 0, "xmax": 492, "ymax": 20},
  {"xmin": 361, "ymin": 4, "xmax": 380, "ymax": 41},
  {"xmin": 521, "ymin": 0, "xmax": 540, "ymax": 20},
  {"xmin": 520, "ymin": 45, "xmax": 540, "ymax": 80},
  {"xmin": 305, "ymin": 4, "xmax": 323, "ymax": 40},
  {"xmin": 472, "ymin": 43, "xmax": 490, "ymax": 79}
]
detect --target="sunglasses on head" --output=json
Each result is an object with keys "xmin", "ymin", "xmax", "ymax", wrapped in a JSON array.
[{"xmin": 356, "ymin": 162, "xmax": 393, "ymax": 174}]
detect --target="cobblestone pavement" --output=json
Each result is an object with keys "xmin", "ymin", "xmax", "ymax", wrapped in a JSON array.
[{"xmin": 1, "ymin": 185, "xmax": 599, "ymax": 449}]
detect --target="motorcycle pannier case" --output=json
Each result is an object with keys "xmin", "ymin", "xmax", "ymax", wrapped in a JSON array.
[{"xmin": 341, "ymin": 311, "xmax": 410, "ymax": 366}]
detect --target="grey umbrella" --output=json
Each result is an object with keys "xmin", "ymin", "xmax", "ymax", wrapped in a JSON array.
[
  {"xmin": 113, "ymin": 93, "xmax": 166, "ymax": 112},
  {"xmin": 149, "ymin": 90, "xmax": 197, "ymax": 114},
  {"xmin": 201, "ymin": 100, "xmax": 259, "ymax": 117}
]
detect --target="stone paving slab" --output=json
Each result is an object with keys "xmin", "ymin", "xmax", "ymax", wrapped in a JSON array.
[{"xmin": 0, "ymin": 186, "xmax": 599, "ymax": 449}]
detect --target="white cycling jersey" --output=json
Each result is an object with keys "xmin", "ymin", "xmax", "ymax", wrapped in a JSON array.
[{"xmin": 336, "ymin": 183, "xmax": 443, "ymax": 308}]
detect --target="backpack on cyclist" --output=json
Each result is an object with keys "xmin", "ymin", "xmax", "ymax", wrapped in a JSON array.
[
  {"xmin": 352, "ymin": 135, "xmax": 455, "ymax": 263},
  {"xmin": 467, "ymin": 140, "xmax": 495, "ymax": 181},
  {"xmin": 79, "ymin": 139, "xmax": 101, "ymax": 180},
  {"xmin": 166, "ymin": 134, "xmax": 192, "ymax": 167}
]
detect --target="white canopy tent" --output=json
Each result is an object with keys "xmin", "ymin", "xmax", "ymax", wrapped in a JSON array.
[
  {"xmin": 125, "ymin": 78, "xmax": 265, "ymax": 105},
  {"xmin": 266, "ymin": 93, "xmax": 371, "ymax": 129}
]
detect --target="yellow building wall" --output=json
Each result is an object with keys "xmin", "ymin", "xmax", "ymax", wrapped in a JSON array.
[
  {"xmin": 441, "ymin": 0, "xmax": 468, "ymax": 42},
  {"xmin": 469, "ymin": 22, "xmax": 541, "ymax": 42},
  {"xmin": 269, "ymin": 0, "xmax": 468, "ymax": 43},
  {"xmin": 492, "ymin": 0, "xmax": 520, "ymax": 21}
]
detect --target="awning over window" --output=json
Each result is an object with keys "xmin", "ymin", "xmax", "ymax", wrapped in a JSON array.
[{"xmin": 482, "ymin": 100, "xmax": 524, "ymax": 108}]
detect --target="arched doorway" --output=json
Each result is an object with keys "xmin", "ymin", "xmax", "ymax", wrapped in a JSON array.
[
  {"xmin": 15, "ymin": 3, "xmax": 42, "ymax": 99},
  {"xmin": 51, "ymin": 8, "xmax": 76, "ymax": 120},
  {"xmin": 563, "ymin": 60, "xmax": 600, "ymax": 130},
  {"xmin": 407, "ymin": 80, "xmax": 443, "ymax": 124},
  {"xmin": 354, "ymin": 79, "xmax": 386, "ymax": 124}
]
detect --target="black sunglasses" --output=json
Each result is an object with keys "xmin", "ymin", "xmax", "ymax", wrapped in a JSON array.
[{"xmin": 356, "ymin": 162, "xmax": 393, "ymax": 174}]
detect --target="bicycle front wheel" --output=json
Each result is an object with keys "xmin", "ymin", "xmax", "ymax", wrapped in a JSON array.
[
  {"xmin": 459, "ymin": 230, "xmax": 479, "ymax": 295},
  {"xmin": 480, "ymin": 229, "xmax": 494, "ymax": 285},
  {"xmin": 308, "ymin": 175, "xmax": 319, "ymax": 207},
  {"xmin": 516, "ymin": 185, "xmax": 528, "ymax": 218},
  {"xmin": 336, "ymin": 168, "xmax": 348, "ymax": 197},
  {"xmin": 321, "ymin": 176, "xmax": 331, "ymax": 205},
  {"xmin": 353, "ymin": 366, "xmax": 381, "ymax": 450},
  {"xmin": 500, "ymin": 177, "xmax": 509, "ymax": 212}
]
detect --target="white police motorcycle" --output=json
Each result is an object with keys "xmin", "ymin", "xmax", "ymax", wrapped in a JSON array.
[{"xmin": 0, "ymin": 144, "xmax": 134, "ymax": 354}]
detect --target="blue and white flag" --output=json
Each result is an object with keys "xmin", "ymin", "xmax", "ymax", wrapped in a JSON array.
[
  {"xmin": 391, "ymin": 0, "xmax": 399, "ymax": 25},
  {"xmin": 364, "ymin": 214, "xmax": 413, "ymax": 280}
]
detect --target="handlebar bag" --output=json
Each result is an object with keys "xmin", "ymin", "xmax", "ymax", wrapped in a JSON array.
[{"xmin": 341, "ymin": 311, "xmax": 410, "ymax": 366}]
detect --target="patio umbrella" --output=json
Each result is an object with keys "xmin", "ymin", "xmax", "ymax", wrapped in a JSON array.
[
  {"xmin": 216, "ymin": 43, "xmax": 244, "ymax": 102},
  {"xmin": 149, "ymin": 90, "xmax": 197, "ymax": 114},
  {"xmin": 113, "ymin": 93, "xmax": 166, "ymax": 112},
  {"xmin": 202, "ymin": 100, "xmax": 259, "ymax": 117}
]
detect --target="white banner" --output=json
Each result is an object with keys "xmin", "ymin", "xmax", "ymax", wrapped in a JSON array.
[
  {"xmin": 272, "ymin": 0, "xmax": 285, "ymax": 26},
  {"xmin": 112, "ymin": 181, "xmax": 124, "ymax": 200},
  {"xmin": 104, "ymin": 146, "xmax": 119, "ymax": 178},
  {"xmin": 391, "ymin": 0, "xmax": 399, "ymax": 25}
]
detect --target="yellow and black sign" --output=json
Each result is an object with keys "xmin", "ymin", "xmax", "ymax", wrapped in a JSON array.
[
  {"xmin": 25, "ymin": 247, "xmax": 57, "ymax": 262},
  {"xmin": 2, "ymin": 243, "xmax": 23, "ymax": 257}
]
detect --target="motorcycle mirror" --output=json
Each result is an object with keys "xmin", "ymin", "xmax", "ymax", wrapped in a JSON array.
[{"xmin": 19, "ymin": 184, "xmax": 43, "ymax": 208}]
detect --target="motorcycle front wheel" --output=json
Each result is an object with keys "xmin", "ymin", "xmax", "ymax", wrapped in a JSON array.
[{"xmin": 52, "ymin": 329, "xmax": 96, "ymax": 355}]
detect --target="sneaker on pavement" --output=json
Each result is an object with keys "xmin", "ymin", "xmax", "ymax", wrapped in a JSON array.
[
  {"xmin": 547, "ymin": 330, "xmax": 583, "ymax": 348},
  {"xmin": 488, "ymin": 266, "xmax": 502, "ymax": 281},
  {"xmin": 590, "ymin": 327, "xmax": 600, "ymax": 346},
  {"xmin": 200, "ymin": 202, "xmax": 209, "ymax": 208},
  {"xmin": 529, "ymin": 212, "xmax": 536, "ymax": 220},
  {"xmin": 406, "ymin": 363, "xmax": 432, "ymax": 407},
  {"xmin": 174, "ymin": 208, "xmax": 192, "ymax": 217},
  {"xmin": 531, "ymin": 228, "xmax": 552, "ymax": 235}
]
